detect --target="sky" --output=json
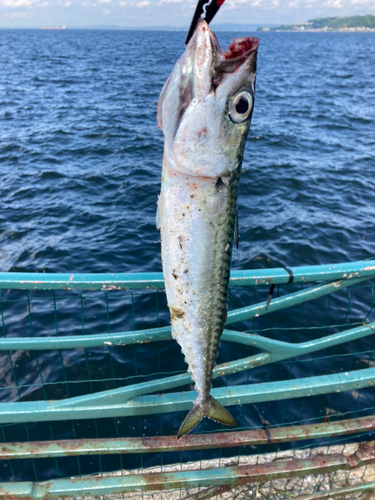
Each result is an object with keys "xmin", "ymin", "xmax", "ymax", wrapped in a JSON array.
[{"xmin": 0, "ymin": 0, "xmax": 374, "ymax": 28}]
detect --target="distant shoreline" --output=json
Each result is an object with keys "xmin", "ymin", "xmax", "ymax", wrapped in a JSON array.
[
  {"xmin": 262, "ymin": 14, "xmax": 375, "ymax": 33},
  {"xmin": 266, "ymin": 29, "xmax": 375, "ymax": 33},
  {"xmin": 1, "ymin": 28, "xmax": 374, "ymax": 33}
]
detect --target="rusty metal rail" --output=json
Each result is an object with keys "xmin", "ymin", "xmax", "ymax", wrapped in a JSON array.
[
  {"xmin": 186, "ymin": 480, "xmax": 375, "ymax": 500},
  {"xmin": 0, "ymin": 442, "xmax": 373, "ymax": 498},
  {"xmin": 296, "ymin": 482, "xmax": 375, "ymax": 500},
  {"xmin": 0, "ymin": 415, "xmax": 373, "ymax": 460}
]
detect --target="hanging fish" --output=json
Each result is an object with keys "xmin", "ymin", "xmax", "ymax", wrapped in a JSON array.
[{"xmin": 157, "ymin": 20, "xmax": 259, "ymax": 438}]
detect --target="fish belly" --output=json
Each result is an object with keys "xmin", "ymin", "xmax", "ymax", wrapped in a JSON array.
[{"xmin": 158, "ymin": 163, "xmax": 239, "ymax": 402}]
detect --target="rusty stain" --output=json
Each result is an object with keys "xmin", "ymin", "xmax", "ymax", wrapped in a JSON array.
[
  {"xmin": 2, "ymin": 445, "xmax": 375, "ymax": 500},
  {"xmin": 101, "ymin": 285, "xmax": 121, "ymax": 290},
  {"xmin": 62, "ymin": 443, "xmax": 375, "ymax": 494},
  {"xmin": 184, "ymin": 485, "xmax": 231, "ymax": 500},
  {"xmin": 0, "ymin": 416, "xmax": 374, "ymax": 460}
]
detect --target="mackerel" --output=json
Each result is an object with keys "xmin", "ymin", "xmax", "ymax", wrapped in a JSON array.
[{"xmin": 157, "ymin": 21, "xmax": 259, "ymax": 438}]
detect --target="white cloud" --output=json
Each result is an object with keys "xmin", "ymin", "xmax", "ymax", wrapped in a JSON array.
[
  {"xmin": 119, "ymin": 0, "xmax": 150, "ymax": 6},
  {"xmin": 226, "ymin": 0, "xmax": 263, "ymax": 9},
  {"xmin": 323, "ymin": 0, "xmax": 343, "ymax": 7},
  {"xmin": 1, "ymin": 0, "xmax": 31, "ymax": 6},
  {"xmin": 224, "ymin": 0, "xmax": 374, "ymax": 9},
  {"xmin": 0, "ymin": 0, "xmax": 374, "ymax": 27},
  {"xmin": 5, "ymin": 8, "xmax": 28, "ymax": 14}
]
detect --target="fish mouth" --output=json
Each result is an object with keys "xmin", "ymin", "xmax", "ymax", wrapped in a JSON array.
[
  {"xmin": 184, "ymin": 20, "xmax": 259, "ymax": 105},
  {"xmin": 194, "ymin": 19, "xmax": 259, "ymax": 80},
  {"xmin": 215, "ymin": 36, "xmax": 259, "ymax": 73},
  {"xmin": 157, "ymin": 21, "xmax": 259, "ymax": 132}
]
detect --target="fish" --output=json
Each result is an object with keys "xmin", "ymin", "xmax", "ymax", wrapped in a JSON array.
[{"xmin": 157, "ymin": 20, "xmax": 259, "ymax": 439}]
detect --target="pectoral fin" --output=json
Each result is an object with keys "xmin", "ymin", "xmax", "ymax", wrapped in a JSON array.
[{"xmin": 177, "ymin": 396, "xmax": 236, "ymax": 439}]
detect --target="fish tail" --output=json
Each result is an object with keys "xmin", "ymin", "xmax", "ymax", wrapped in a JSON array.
[{"xmin": 177, "ymin": 395, "xmax": 236, "ymax": 439}]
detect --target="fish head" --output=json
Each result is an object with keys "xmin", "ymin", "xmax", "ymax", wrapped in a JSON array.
[{"xmin": 157, "ymin": 21, "xmax": 259, "ymax": 178}]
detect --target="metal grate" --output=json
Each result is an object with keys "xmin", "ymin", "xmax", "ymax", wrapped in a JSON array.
[{"xmin": 0, "ymin": 261, "xmax": 374, "ymax": 498}]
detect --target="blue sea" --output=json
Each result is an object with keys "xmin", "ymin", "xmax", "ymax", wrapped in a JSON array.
[{"xmin": 0, "ymin": 29, "xmax": 375, "ymax": 482}]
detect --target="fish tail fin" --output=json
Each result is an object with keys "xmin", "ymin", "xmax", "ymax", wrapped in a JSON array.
[
  {"xmin": 206, "ymin": 395, "xmax": 237, "ymax": 427},
  {"xmin": 177, "ymin": 404, "xmax": 205, "ymax": 439},
  {"xmin": 177, "ymin": 396, "xmax": 236, "ymax": 439}
]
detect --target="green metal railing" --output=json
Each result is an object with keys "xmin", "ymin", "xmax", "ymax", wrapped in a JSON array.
[{"xmin": 0, "ymin": 260, "xmax": 374, "ymax": 498}]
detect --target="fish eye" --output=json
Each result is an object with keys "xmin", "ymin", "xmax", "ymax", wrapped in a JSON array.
[{"xmin": 228, "ymin": 91, "xmax": 253, "ymax": 123}]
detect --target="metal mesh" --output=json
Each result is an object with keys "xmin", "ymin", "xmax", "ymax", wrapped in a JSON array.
[{"xmin": 0, "ymin": 279, "xmax": 374, "ymax": 498}]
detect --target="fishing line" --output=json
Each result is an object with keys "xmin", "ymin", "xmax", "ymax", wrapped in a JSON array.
[
  {"xmin": 266, "ymin": 266, "xmax": 294, "ymax": 309},
  {"xmin": 201, "ymin": 0, "xmax": 214, "ymax": 19},
  {"xmin": 185, "ymin": 0, "xmax": 226, "ymax": 44},
  {"xmin": 253, "ymin": 404, "xmax": 272, "ymax": 444}
]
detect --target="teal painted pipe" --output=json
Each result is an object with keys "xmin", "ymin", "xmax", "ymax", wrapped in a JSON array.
[
  {"xmin": 1, "ymin": 319, "xmax": 373, "ymax": 414},
  {"xmin": 47, "ymin": 320, "xmax": 375, "ymax": 408},
  {"xmin": 0, "ymin": 415, "xmax": 374, "ymax": 459},
  {"xmin": 0, "ymin": 276, "xmax": 370, "ymax": 351},
  {"xmin": 2, "ymin": 319, "xmax": 374, "ymax": 414},
  {"xmin": 298, "ymin": 483, "xmax": 375, "ymax": 500},
  {"xmin": 0, "ymin": 326, "xmax": 172, "ymax": 351},
  {"xmin": 0, "ymin": 453, "xmax": 373, "ymax": 498},
  {"xmin": 0, "ymin": 367, "xmax": 373, "ymax": 423},
  {"xmin": 0, "ymin": 260, "xmax": 374, "ymax": 290},
  {"xmin": 0, "ymin": 263, "xmax": 372, "ymax": 422},
  {"xmin": 226, "ymin": 275, "xmax": 367, "ymax": 324}
]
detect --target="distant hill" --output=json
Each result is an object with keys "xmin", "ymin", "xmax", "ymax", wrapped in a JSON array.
[
  {"xmin": 308, "ymin": 15, "xmax": 375, "ymax": 29},
  {"xmin": 261, "ymin": 15, "xmax": 375, "ymax": 32}
]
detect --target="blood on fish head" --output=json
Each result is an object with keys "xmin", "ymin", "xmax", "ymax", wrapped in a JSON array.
[{"xmin": 157, "ymin": 20, "xmax": 259, "ymax": 179}]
